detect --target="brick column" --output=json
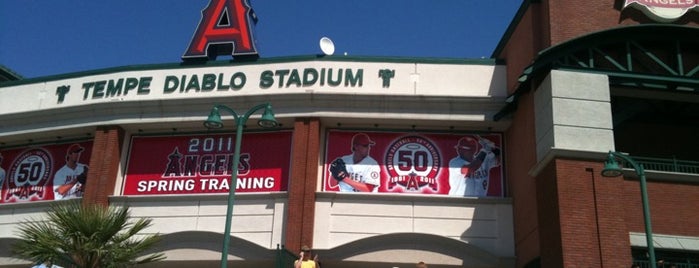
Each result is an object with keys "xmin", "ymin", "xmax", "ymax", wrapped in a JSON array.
[
  {"xmin": 537, "ymin": 158, "xmax": 631, "ymax": 267},
  {"xmin": 285, "ymin": 118, "xmax": 320, "ymax": 252},
  {"xmin": 82, "ymin": 126, "xmax": 124, "ymax": 207}
]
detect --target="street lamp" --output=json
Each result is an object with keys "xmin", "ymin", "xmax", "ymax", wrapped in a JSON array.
[
  {"xmin": 204, "ymin": 103, "xmax": 278, "ymax": 268},
  {"xmin": 601, "ymin": 151, "xmax": 655, "ymax": 266}
]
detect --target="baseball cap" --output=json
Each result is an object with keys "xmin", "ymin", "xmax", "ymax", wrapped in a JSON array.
[
  {"xmin": 455, "ymin": 137, "xmax": 478, "ymax": 150},
  {"xmin": 352, "ymin": 133, "xmax": 375, "ymax": 146},
  {"xmin": 67, "ymin": 144, "xmax": 85, "ymax": 154},
  {"xmin": 301, "ymin": 245, "xmax": 311, "ymax": 252}
]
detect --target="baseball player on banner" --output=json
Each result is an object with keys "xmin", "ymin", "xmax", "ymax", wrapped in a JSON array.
[
  {"xmin": 0, "ymin": 153, "xmax": 5, "ymax": 190},
  {"xmin": 448, "ymin": 136, "xmax": 500, "ymax": 197},
  {"xmin": 328, "ymin": 133, "xmax": 381, "ymax": 192},
  {"xmin": 53, "ymin": 144, "xmax": 89, "ymax": 200}
]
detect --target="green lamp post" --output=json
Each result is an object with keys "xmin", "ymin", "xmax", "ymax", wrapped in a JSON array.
[
  {"xmin": 204, "ymin": 103, "xmax": 278, "ymax": 268},
  {"xmin": 601, "ymin": 151, "xmax": 655, "ymax": 266}
]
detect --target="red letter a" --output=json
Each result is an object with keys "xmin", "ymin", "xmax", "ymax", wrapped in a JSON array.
[{"xmin": 182, "ymin": 0, "xmax": 258, "ymax": 61}]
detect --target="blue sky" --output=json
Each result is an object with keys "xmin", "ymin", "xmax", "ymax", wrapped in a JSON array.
[{"xmin": 0, "ymin": 0, "xmax": 521, "ymax": 78}]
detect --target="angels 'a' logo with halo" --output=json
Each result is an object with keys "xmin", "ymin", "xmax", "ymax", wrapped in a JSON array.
[
  {"xmin": 5, "ymin": 148, "xmax": 53, "ymax": 202},
  {"xmin": 385, "ymin": 136, "xmax": 440, "ymax": 191},
  {"xmin": 623, "ymin": 0, "xmax": 699, "ymax": 22}
]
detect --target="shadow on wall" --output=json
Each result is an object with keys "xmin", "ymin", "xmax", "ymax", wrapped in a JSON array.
[
  {"xmin": 0, "ymin": 237, "xmax": 30, "ymax": 267},
  {"xmin": 461, "ymin": 205, "xmax": 512, "ymax": 268},
  {"xmin": 139, "ymin": 231, "xmax": 276, "ymax": 268},
  {"xmin": 322, "ymin": 232, "xmax": 502, "ymax": 268},
  {"xmin": 146, "ymin": 230, "xmax": 275, "ymax": 258}
]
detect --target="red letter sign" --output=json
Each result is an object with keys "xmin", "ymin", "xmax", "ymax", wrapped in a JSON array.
[{"xmin": 182, "ymin": 0, "xmax": 258, "ymax": 61}]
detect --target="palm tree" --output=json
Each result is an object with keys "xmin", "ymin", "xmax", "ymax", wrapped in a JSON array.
[{"xmin": 13, "ymin": 201, "xmax": 164, "ymax": 268}]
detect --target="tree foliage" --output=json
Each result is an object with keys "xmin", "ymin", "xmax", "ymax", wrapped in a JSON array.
[{"xmin": 13, "ymin": 201, "xmax": 164, "ymax": 268}]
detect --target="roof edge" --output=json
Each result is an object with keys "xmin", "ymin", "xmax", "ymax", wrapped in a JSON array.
[
  {"xmin": 0, "ymin": 64, "xmax": 24, "ymax": 81},
  {"xmin": 491, "ymin": 0, "xmax": 537, "ymax": 58}
]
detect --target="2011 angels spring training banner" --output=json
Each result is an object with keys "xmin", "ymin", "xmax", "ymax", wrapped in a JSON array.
[
  {"xmin": 324, "ymin": 130, "xmax": 504, "ymax": 197},
  {"xmin": 122, "ymin": 131, "xmax": 292, "ymax": 195},
  {"xmin": 0, "ymin": 142, "xmax": 93, "ymax": 204}
]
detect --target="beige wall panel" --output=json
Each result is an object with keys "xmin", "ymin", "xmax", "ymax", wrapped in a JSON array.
[
  {"xmin": 314, "ymin": 194, "xmax": 514, "ymax": 258},
  {"xmin": 414, "ymin": 218, "xmax": 498, "ymax": 237},
  {"xmin": 107, "ymin": 195, "xmax": 286, "ymax": 249},
  {"xmin": 0, "ymin": 205, "xmax": 50, "ymax": 237},
  {"xmin": 147, "ymin": 216, "xmax": 199, "ymax": 233},
  {"xmin": 330, "ymin": 215, "xmax": 413, "ymax": 233},
  {"xmin": 413, "ymin": 202, "xmax": 494, "ymax": 219},
  {"xmin": 415, "ymin": 65, "xmax": 507, "ymax": 97},
  {"xmin": 128, "ymin": 201, "xmax": 201, "ymax": 217},
  {"xmin": 534, "ymin": 70, "xmax": 614, "ymax": 162},
  {"xmin": 330, "ymin": 200, "xmax": 414, "ymax": 217}
]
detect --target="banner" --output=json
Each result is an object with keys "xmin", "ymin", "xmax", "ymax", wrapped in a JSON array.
[
  {"xmin": 1, "ymin": 142, "xmax": 93, "ymax": 204},
  {"xmin": 123, "ymin": 131, "xmax": 292, "ymax": 195},
  {"xmin": 324, "ymin": 131, "xmax": 504, "ymax": 197}
]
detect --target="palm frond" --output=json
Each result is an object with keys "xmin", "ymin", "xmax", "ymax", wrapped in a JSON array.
[{"xmin": 13, "ymin": 201, "xmax": 164, "ymax": 268}]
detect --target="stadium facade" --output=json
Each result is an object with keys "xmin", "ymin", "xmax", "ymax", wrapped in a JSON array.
[{"xmin": 1, "ymin": 0, "xmax": 698, "ymax": 267}]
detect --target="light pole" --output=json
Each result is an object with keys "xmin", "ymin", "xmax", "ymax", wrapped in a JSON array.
[
  {"xmin": 204, "ymin": 103, "xmax": 278, "ymax": 268},
  {"xmin": 601, "ymin": 151, "xmax": 655, "ymax": 266}
]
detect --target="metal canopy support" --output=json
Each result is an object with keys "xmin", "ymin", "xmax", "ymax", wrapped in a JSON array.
[{"xmin": 494, "ymin": 25, "xmax": 699, "ymax": 121}]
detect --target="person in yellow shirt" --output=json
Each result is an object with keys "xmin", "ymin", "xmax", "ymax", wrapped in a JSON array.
[{"xmin": 294, "ymin": 245, "xmax": 319, "ymax": 268}]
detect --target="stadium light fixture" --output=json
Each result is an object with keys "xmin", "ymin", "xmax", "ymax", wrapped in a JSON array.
[
  {"xmin": 601, "ymin": 151, "xmax": 655, "ymax": 266},
  {"xmin": 203, "ymin": 103, "xmax": 278, "ymax": 268}
]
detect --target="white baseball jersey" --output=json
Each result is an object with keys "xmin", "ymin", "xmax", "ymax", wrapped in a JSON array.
[
  {"xmin": 448, "ymin": 151, "xmax": 499, "ymax": 197},
  {"xmin": 53, "ymin": 163, "xmax": 87, "ymax": 200},
  {"xmin": 338, "ymin": 154, "xmax": 381, "ymax": 192}
]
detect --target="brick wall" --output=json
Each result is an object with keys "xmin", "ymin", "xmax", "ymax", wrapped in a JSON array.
[
  {"xmin": 500, "ymin": 4, "xmax": 550, "ymax": 266},
  {"xmin": 543, "ymin": 157, "xmax": 699, "ymax": 267},
  {"xmin": 623, "ymin": 178, "xmax": 699, "ymax": 236},
  {"xmin": 548, "ymin": 0, "xmax": 698, "ymax": 47},
  {"xmin": 500, "ymin": 1, "xmax": 699, "ymax": 267},
  {"xmin": 83, "ymin": 126, "xmax": 124, "ymax": 207},
  {"xmin": 537, "ymin": 158, "xmax": 632, "ymax": 267},
  {"xmin": 535, "ymin": 161, "xmax": 564, "ymax": 267},
  {"xmin": 285, "ymin": 118, "xmax": 320, "ymax": 253}
]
